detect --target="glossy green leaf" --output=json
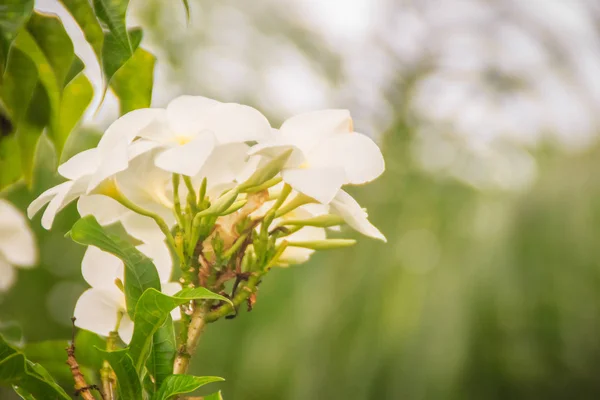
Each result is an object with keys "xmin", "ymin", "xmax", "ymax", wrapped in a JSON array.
[
  {"xmin": 0, "ymin": 0, "xmax": 34, "ymax": 73},
  {"xmin": 146, "ymin": 316, "xmax": 176, "ymax": 393},
  {"xmin": 111, "ymin": 46, "xmax": 155, "ymax": 114},
  {"xmin": 0, "ymin": 46, "xmax": 38, "ymax": 124},
  {"xmin": 93, "ymin": 0, "xmax": 131, "ymax": 51},
  {"xmin": 97, "ymin": 348, "xmax": 143, "ymax": 400},
  {"xmin": 13, "ymin": 386, "xmax": 35, "ymax": 399},
  {"xmin": 153, "ymin": 375, "xmax": 224, "ymax": 400},
  {"xmin": 68, "ymin": 215, "xmax": 161, "ymax": 317},
  {"xmin": 129, "ymin": 288, "xmax": 232, "ymax": 372},
  {"xmin": 58, "ymin": 0, "xmax": 103, "ymax": 60},
  {"xmin": 57, "ymin": 73, "xmax": 93, "ymax": 149},
  {"xmin": 0, "ymin": 335, "xmax": 71, "ymax": 400},
  {"xmin": 103, "ymin": 27, "xmax": 142, "ymax": 82}
]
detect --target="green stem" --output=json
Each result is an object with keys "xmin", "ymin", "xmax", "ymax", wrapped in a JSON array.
[
  {"xmin": 172, "ymin": 174, "xmax": 185, "ymax": 228},
  {"xmin": 183, "ymin": 176, "xmax": 198, "ymax": 213},
  {"xmin": 206, "ymin": 271, "xmax": 263, "ymax": 322},
  {"xmin": 173, "ymin": 302, "xmax": 210, "ymax": 375}
]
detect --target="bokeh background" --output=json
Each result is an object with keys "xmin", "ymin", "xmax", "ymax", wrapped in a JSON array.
[{"xmin": 3, "ymin": 0, "xmax": 600, "ymax": 398}]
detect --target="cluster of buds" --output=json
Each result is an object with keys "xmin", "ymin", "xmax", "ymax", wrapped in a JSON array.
[{"xmin": 28, "ymin": 96, "xmax": 386, "ymax": 341}]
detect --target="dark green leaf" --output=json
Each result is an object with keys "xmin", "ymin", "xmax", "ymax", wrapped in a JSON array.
[
  {"xmin": 153, "ymin": 375, "xmax": 224, "ymax": 400},
  {"xmin": 0, "ymin": 134, "xmax": 21, "ymax": 189},
  {"xmin": 57, "ymin": 73, "xmax": 93, "ymax": 149},
  {"xmin": 13, "ymin": 386, "xmax": 35, "ymax": 399},
  {"xmin": 103, "ymin": 27, "xmax": 142, "ymax": 82},
  {"xmin": 0, "ymin": 0, "xmax": 34, "ymax": 73},
  {"xmin": 69, "ymin": 215, "xmax": 161, "ymax": 317},
  {"xmin": 16, "ymin": 84, "xmax": 49, "ymax": 183},
  {"xmin": 0, "ymin": 46, "xmax": 38, "ymax": 124},
  {"xmin": 97, "ymin": 348, "xmax": 143, "ymax": 400},
  {"xmin": 26, "ymin": 12, "xmax": 74, "ymax": 87},
  {"xmin": 111, "ymin": 46, "xmax": 155, "ymax": 114},
  {"xmin": 129, "ymin": 288, "xmax": 232, "ymax": 372},
  {"xmin": 0, "ymin": 335, "xmax": 71, "ymax": 400},
  {"xmin": 93, "ymin": 0, "xmax": 131, "ymax": 51},
  {"xmin": 58, "ymin": 0, "xmax": 104, "ymax": 61},
  {"xmin": 146, "ymin": 316, "xmax": 176, "ymax": 393}
]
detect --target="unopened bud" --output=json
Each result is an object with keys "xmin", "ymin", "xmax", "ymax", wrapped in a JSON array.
[
  {"xmin": 282, "ymin": 214, "xmax": 345, "ymax": 228},
  {"xmin": 287, "ymin": 239, "xmax": 356, "ymax": 250},
  {"xmin": 238, "ymin": 149, "xmax": 293, "ymax": 192}
]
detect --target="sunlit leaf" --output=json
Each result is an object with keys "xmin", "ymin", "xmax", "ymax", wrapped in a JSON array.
[
  {"xmin": 129, "ymin": 288, "xmax": 232, "ymax": 373},
  {"xmin": 63, "ymin": 55, "xmax": 84, "ymax": 86},
  {"xmin": 97, "ymin": 348, "xmax": 143, "ymax": 400},
  {"xmin": 153, "ymin": 375, "xmax": 224, "ymax": 400},
  {"xmin": 57, "ymin": 73, "xmax": 93, "ymax": 151},
  {"xmin": 111, "ymin": 46, "xmax": 155, "ymax": 114},
  {"xmin": 203, "ymin": 391, "xmax": 224, "ymax": 400},
  {"xmin": 68, "ymin": 215, "xmax": 162, "ymax": 317},
  {"xmin": 0, "ymin": 335, "xmax": 71, "ymax": 400},
  {"xmin": 58, "ymin": 0, "xmax": 103, "ymax": 61}
]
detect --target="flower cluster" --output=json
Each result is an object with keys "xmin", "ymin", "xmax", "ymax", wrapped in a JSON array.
[{"xmin": 29, "ymin": 95, "xmax": 386, "ymax": 340}]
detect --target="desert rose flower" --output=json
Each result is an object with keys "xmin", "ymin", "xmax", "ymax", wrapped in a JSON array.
[{"xmin": 0, "ymin": 200, "xmax": 37, "ymax": 292}]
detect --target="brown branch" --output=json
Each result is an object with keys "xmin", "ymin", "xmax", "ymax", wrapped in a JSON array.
[{"xmin": 67, "ymin": 318, "xmax": 103, "ymax": 400}]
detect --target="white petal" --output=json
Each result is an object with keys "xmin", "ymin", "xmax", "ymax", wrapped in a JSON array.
[
  {"xmin": 136, "ymin": 242, "xmax": 172, "ymax": 283},
  {"xmin": 248, "ymin": 142, "xmax": 306, "ymax": 168},
  {"xmin": 58, "ymin": 148, "xmax": 99, "ymax": 180},
  {"xmin": 330, "ymin": 190, "xmax": 386, "ymax": 242},
  {"xmin": 120, "ymin": 213, "xmax": 165, "ymax": 243},
  {"xmin": 308, "ymin": 132, "xmax": 385, "ymax": 185},
  {"xmin": 197, "ymin": 143, "xmax": 250, "ymax": 186},
  {"xmin": 27, "ymin": 182, "xmax": 70, "ymax": 219},
  {"xmin": 154, "ymin": 132, "xmax": 216, "ymax": 176},
  {"xmin": 281, "ymin": 167, "xmax": 345, "ymax": 204},
  {"xmin": 0, "ymin": 200, "xmax": 37, "ymax": 266},
  {"xmin": 279, "ymin": 110, "xmax": 352, "ymax": 153},
  {"xmin": 77, "ymin": 195, "xmax": 130, "ymax": 225},
  {"xmin": 161, "ymin": 282, "xmax": 183, "ymax": 321},
  {"xmin": 41, "ymin": 178, "xmax": 89, "ymax": 230},
  {"xmin": 74, "ymin": 288, "xmax": 124, "ymax": 337},
  {"xmin": 81, "ymin": 246, "xmax": 124, "ymax": 289},
  {"xmin": 203, "ymin": 103, "xmax": 271, "ymax": 144},
  {"xmin": 98, "ymin": 108, "xmax": 167, "ymax": 154},
  {"xmin": 0, "ymin": 257, "xmax": 16, "ymax": 292},
  {"xmin": 118, "ymin": 315, "xmax": 134, "ymax": 344},
  {"xmin": 166, "ymin": 95, "xmax": 221, "ymax": 134}
]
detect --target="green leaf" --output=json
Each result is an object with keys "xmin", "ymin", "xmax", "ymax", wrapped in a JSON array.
[
  {"xmin": 93, "ymin": 0, "xmax": 131, "ymax": 51},
  {"xmin": 0, "ymin": 46, "xmax": 38, "ymax": 124},
  {"xmin": 111, "ymin": 46, "xmax": 155, "ymax": 114},
  {"xmin": 63, "ymin": 55, "xmax": 84, "ymax": 86},
  {"xmin": 26, "ymin": 12, "xmax": 75, "ymax": 87},
  {"xmin": 60, "ymin": 126, "xmax": 102, "ymax": 164},
  {"xmin": 153, "ymin": 375, "xmax": 224, "ymax": 400},
  {"xmin": 103, "ymin": 27, "xmax": 142, "ymax": 82},
  {"xmin": 0, "ymin": 134, "xmax": 21, "ymax": 189},
  {"xmin": 0, "ymin": 335, "xmax": 71, "ymax": 400},
  {"xmin": 58, "ymin": 0, "xmax": 104, "ymax": 61},
  {"xmin": 0, "ymin": 0, "xmax": 34, "ymax": 73},
  {"xmin": 97, "ymin": 349, "xmax": 143, "ymax": 400},
  {"xmin": 57, "ymin": 73, "xmax": 93, "ymax": 148},
  {"xmin": 146, "ymin": 316, "xmax": 176, "ymax": 393},
  {"xmin": 69, "ymin": 215, "xmax": 161, "ymax": 317},
  {"xmin": 204, "ymin": 391, "xmax": 224, "ymax": 400},
  {"xmin": 129, "ymin": 288, "xmax": 232, "ymax": 373},
  {"xmin": 13, "ymin": 386, "xmax": 35, "ymax": 399}
]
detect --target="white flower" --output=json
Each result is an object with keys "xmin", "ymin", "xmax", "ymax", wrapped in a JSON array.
[
  {"xmin": 73, "ymin": 242, "xmax": 181, "ymax": 343},
  {"xmin": 250, "ymin": 110, "xmax": 385, "ymax": 204},
  {"xmin": 102, "ymin": 96, "xmax": 271, "ymax": 177},
  {"xmin": 329, "ymin": 190, "xmax": 386, "ymax": 242},
  {"xmin": 28, "ymin": 140, "xmax": 157, "ymax": 230},
  {"xmin": 0, "ymin": 200, "xmax": 37, "ymax": 292}
]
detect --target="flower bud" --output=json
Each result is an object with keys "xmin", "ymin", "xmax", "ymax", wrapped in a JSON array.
[
  {"xmin": 287, "ymin": 239, "xmax": 356, "ymax": 250},
  {"xmin": 281, "ymin": 214, "xmax": 345, "ymax": 228},
  {"xmin": 238, "ymin": 149, "xmax": 293, "ymax": 192}
]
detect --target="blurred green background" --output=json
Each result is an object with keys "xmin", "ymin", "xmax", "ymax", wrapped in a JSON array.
[{"xmin": 4, "ymin": 0, "xmax": 600, "ymax": 398}]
